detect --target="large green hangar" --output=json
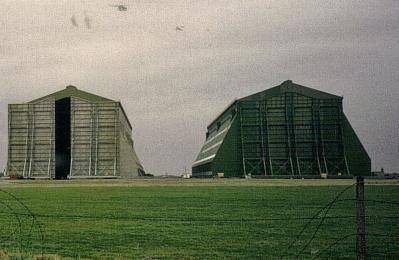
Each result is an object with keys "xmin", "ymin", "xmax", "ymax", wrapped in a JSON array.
[
  {"xmin": 6, "ymin": 86, "xmax": 145, "ymax": 179},
  {"xmin": 192, "ymin": 80, "xmax": 370, "ymax": 177}
]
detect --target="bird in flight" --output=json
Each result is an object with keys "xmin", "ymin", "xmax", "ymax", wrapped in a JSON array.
[
  {"xmin": 70, "ymin": 15, "xmax": 78, "ymax": 27},
  {"xmin": 84, "ymin": 11, "xmax": 91, "ymax": 29},
  {"xmin": 176, "ymin": 25, "xmax": 184, "ymax": 31},
  {"xmin": 109, "ymin": 4, "xmax": 128, "ymax": 11}
]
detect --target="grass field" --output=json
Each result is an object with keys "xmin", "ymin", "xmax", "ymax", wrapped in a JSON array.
[{"xmin": 0, "ymin": 179, "xmax": 398, "ymax": 259}]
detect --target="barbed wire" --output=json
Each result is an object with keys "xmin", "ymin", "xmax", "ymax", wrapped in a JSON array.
[
  {"xmin": 311, "ymin": 233, "xmax": 355, "ymax": 259},
  {"xmin": 0, "ymin": 188, "xmax": 45, "ymax": 257},
  {"xmin": 282, "ymin": 182, "xmax": 399, "ymax": 259},
  {"xmin": 283, "ymin": 183, "xmax": 356, "ymax": 259},
  {"xmin": 0, "ymin": 199, "xmax": 23, "ymax": 253},
  {"xmin": 296, "ymin": 196, "xmax": 354, "ymax": 257},
  {"xmin": 311, "ymin": 233, "xmax": 399, "ymax": 259},
  {"xmin": 0, "ymin": 184, "xmax": 397, "ymax": 258},
  {"xmin": 0, "ymin": 210, "xmax": 356, "ymax": 223}
]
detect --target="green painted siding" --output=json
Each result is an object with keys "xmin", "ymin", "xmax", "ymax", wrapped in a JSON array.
[
  {"xmin": 342, "ymin": 115, "xmax": 371, "ymax": 176},
  {"xmin": 212, "ymin": 116, "xmax": 242, "ymax": 177},
  {"xmin": 192, "ymin": 80, "xmax": 371, "ymax": 177},
  {"xmin": 192, "ymin": 103, "xmax": 237, "ymax": 176}
]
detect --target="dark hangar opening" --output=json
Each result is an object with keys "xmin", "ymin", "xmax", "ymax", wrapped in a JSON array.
[{"xmin": 55, "ymin": 98, "xmax": 71, "ymax": 179}]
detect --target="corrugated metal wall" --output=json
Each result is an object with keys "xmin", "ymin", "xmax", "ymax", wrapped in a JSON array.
[
  {"xmin": 7, "ymin": 98, "xmax": 55, "ymax": 178},
  {"xmin": 70, "ymin": 97, "xmax": 119, "ymax": 177},
  {"xmin": 7, "ymin": 98, "xmax": 122, "ymax": 178},
  {"xmin": 238, "ymin": 93, "xmax": 349, "ymax": 176},
  {"xmin": 119, "ymin": 109, "xmax": 143, "ymax": 177},
  {"xmin": 6, "ymin": 85, "xmax": 145, "ymax": 179},
  {"xmin": 192, "ymin": 85, "xmax": 365, "ymax": 177}
]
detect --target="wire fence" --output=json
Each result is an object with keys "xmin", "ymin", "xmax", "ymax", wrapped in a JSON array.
[{"xmin": 0, "ymin": 181, "xmax": 397, "ymax": 259}]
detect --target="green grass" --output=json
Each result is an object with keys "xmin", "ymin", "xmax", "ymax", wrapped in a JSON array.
[{"xmin": 0, "ymin": 179, "xmax": 397, "ymax": 259}]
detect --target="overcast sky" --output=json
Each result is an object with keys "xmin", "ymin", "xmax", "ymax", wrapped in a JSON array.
[{"xmin": 0, "ymin": 0, "xmax": 398, "ymax": 174}]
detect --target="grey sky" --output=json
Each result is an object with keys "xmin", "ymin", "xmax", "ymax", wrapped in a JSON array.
[{"xmin": 1, "ymin": 0, "xmax": 398, "ymax": 174}]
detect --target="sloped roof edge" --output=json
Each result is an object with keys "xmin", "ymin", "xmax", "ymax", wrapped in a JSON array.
[
  {"xmin": 207, "ymin": 80, "xmax": 342, "ymax": 128},
  {"xmin": 118, "ymin": 102, "xmax": 133, "ymax": 130},
  {"xmin": 239, "ymin": 80, "xmax": 342, "ymax": 101},
  {"xmin": 207, "ymin": 100, "xmax": 237, "ymax": 130},
  {"xmin": 29, "ymin": 85, "xmax": 114, "ymax": 103},
  {"xmin": 28, "ymin": 85, "xmax": 133, "ymax": 130}
]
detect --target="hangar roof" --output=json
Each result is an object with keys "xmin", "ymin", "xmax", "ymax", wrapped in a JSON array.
[
  {"xmin": 29, "ymin": 85, "xmax": 114, "ymax": 103},
  {"xmin": 207, "ymin": 80, "xmax": 342, "ymax": 128},
  {"xmin": 28, "ymin": 85, "xmax": 133, "ymax": 130},
  {"xmin": 240, "ymin": 80, "xmax": 341, "ymax": 101},
  {"xmin": 194, "ymin": 80, "xmax": 347, "ymax": 172}
]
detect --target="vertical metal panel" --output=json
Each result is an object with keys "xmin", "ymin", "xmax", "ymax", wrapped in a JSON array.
[
  {"xmin": 7, "ymin": 104, "xmax": 29, "ymax": 176},
  {"xmin": 70, "ymin": 97, "xmax": 119, "ymax": 177},
  {"xmin": 193, "ymin": 83, "xmax": 368, "ymax": 177},
  {"xmin": 119, "ymin": 109, "xmax": 142, "ymax": 177},
  {"xmin": 211, "ymin": 113, "xmax": 241, "ymax": 177},
  {"xmin": 319, "ymin": 99, "xmax": 348, "ymax": 175},
  {"xmin": 97, "ymin": 102, "xmax": 119, "ymax": 176},
  {"xmin": 238, "ymin": 92, "xmax": 349, "ymax": 176},
  {"xmin": 7, "ymin": 99, "xmax": 55, "ymax": 178},
  {"xmin": 7, "ymin": 88, "xmax": 143, "ymax": 178},
  {"xmin": 70, "ymin": 98, "xmax": 92, "ymax": 176},
  {"xmin": 342, "ymin": 115, "xmax": 371, "ymax": 176},
  {"xmin": 292, "ymin": 94, "xmax": 317, "ymax": 175},
  {"xmin": 30, "ymin": 100, "xmax": 55, "ymax": 177}
]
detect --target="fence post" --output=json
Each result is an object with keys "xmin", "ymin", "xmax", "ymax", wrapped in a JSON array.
[{"xmin": 356, "ymin": 176, "xmax": 365, "ymax": 260}]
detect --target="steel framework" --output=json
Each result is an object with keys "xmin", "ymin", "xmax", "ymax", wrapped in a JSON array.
[
  {"xmin": 7, "ymin": 97, "xmax": 121, "ymax": 178},
  {"xmin": 239, "ymin": 92, "xmax": 349, "ymax": 176},
  {"xmin": 6, "ymin": 85, "xmax": 144, "ymax": 179},
  {"xmin": 7, "ymin": 98, "xmax": 55, "ymax": 178},
  {"xmin": 69, "ymin": 97, "xmax": 120, "ymax": 177}
]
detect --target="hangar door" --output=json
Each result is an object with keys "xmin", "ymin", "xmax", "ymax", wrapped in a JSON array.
[{"xmin": 7, "ymin": 98, "xmax": 55, "ymax": 178}]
